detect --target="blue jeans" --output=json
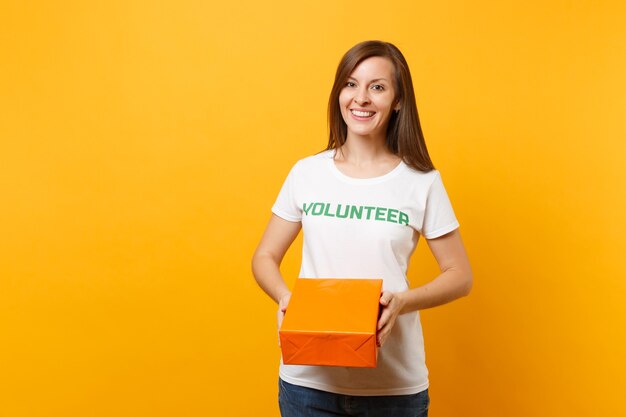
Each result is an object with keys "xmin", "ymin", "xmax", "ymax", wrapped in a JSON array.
[{"xmin": 278, "ymin": 378, "xmax": 429, "ymax": 417}]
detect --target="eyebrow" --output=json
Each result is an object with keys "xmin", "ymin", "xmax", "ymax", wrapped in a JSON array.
[{"xmin": 348, "ymin": 76, "xmax": 389, "ymax": 83}]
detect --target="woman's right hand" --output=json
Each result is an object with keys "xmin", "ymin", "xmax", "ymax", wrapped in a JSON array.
[{"xmin": 277, "ymin": 292, "xmax": 291, "ymax": 346}]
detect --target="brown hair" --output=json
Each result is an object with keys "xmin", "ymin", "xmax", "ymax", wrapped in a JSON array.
[{"xmin": 326, "ymin": 40, "xmax": 435, "ymax": 172}]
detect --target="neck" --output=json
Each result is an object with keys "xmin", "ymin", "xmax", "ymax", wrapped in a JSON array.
[{"xmin": 337, "ymin": 133, "xmax": 391, "ymax": 164}]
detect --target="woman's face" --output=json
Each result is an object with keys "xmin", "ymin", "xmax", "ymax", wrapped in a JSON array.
[{"xmin": 339, "ymin": 56, "xmax": 400, "ymax": 141}]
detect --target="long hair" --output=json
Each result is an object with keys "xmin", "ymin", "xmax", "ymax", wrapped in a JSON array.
[{"xmin": 326, "ymin": 40, "xmax": 435, "ymax": 172}]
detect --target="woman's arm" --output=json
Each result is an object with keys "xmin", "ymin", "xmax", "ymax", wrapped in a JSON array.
[
  {"xmin": 398, "ymin": 228, "xmax": 473, "ymax": 312},
  {"xmin": 252, "ymin": 213, "xmax": 302, "ymax": 314},
  {"xmin": 377, "ymin": 228, "xmax": 473, "ymax": 346}
]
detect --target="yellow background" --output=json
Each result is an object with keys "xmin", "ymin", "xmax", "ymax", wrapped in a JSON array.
[{"xmin": 1, "ymin": 1, "xmax": 625, "ymax": 416}]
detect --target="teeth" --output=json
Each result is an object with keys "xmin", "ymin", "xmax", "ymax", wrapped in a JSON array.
[{"xmin": 351, "ymin": 110, "xmax": 374, "ymax": 117}]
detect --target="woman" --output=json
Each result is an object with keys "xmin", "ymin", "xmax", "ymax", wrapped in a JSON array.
[{"xmin": 252, "ymin": 40, "xmax": 472, "ymax": 417}]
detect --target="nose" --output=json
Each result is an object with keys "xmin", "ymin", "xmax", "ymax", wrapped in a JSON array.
[{"xmin": 353, "ymin": 87, "xmax": 370, "ymax": 106}]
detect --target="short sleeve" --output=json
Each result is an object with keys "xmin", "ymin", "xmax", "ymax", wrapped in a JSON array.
[
  {"xmin": 422, "ymin": 171, "xmax": 460, "ymax": 239},
  {"xmin": 271, "ymin": 163, "xmax": 302, "ymax": 222}
]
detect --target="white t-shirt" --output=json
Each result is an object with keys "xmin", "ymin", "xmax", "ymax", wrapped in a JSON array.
[{"xmin": 272, "ymin": 149, "xmax": 459, "ymax": 396}]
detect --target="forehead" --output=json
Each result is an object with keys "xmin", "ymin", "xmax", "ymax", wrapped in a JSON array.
[{"xmin": 349, "ymin": 56, "xmax": 395, "ymax": 81}]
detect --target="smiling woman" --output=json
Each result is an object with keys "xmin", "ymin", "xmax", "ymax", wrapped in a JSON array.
[
  {"xmin": 252, "ymin": 40, "xmax": 473, "ymax": 417},
  {"xmin": 338, "ymin": 56, "xmax": 400, "ymax": 140},
  {"xmin": 327, "ymin": 40, "xmax": 434, "ymax": 173}
]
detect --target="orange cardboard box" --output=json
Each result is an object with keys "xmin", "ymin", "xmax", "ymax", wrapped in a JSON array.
[{"xmin": 279, "ymin": 278, "xmax": 383, "ymax": 368}]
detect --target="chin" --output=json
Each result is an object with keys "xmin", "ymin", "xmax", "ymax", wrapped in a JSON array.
[{"xmin": 347, "ymin": 126, "xmax": 382, "ymax": 138}]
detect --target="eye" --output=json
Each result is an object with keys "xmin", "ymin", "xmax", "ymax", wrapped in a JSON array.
[
  {"xmin": 371, "ymin": 84, "xmax": 385, "ymax": 91},
  {"xmin": 346, "ymin": 81, "xmax": 356, "ymax": 87}
]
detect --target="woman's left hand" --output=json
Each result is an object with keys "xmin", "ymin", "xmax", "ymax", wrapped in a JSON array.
[{"xmin": 377, "ymin": 291, "xmax": 406, "ymax": 347}]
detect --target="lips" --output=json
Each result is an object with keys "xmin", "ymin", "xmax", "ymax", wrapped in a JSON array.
[{"xmin": 350, "ymin": 109, "xmax": 375, "ymax": 118}]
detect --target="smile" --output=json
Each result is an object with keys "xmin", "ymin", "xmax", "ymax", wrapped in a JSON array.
[{"xmin": 350, "ymin": 109, "xmax": 375, "ymax": 118}]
